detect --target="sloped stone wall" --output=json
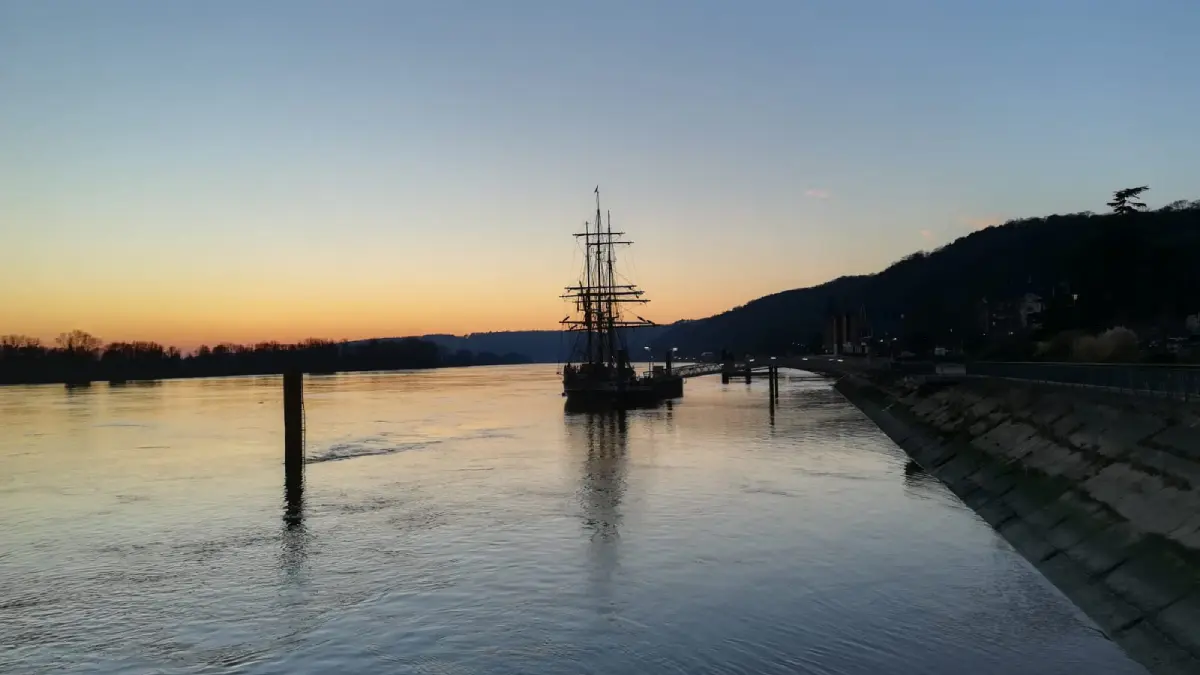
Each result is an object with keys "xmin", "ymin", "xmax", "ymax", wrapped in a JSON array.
[{"xmin": 835, "ymin": 374, "xmax": 1200, "ymax": 675}]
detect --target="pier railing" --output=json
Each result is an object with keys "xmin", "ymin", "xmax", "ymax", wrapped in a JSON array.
[
  {"xmin": 966, "ymin": 361, "xmax": 1200, "ymax": 400},
  {"xmin": 672, "ymin": 362, "xmax": 727, "ymax": 378}
]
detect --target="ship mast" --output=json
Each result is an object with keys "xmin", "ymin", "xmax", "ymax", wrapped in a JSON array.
[
  {"xmin": 582, "ymin": 213, "xmax": 594, "ymax": 364},
  {"xmin": 561, "ymin": 187, "xmax": 654, "ymax": 369}
]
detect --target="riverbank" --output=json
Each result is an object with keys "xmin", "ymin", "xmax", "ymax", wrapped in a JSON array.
[{"xmin": 828, "ymin": 371, "xmax": 1200, "ymax": 674}]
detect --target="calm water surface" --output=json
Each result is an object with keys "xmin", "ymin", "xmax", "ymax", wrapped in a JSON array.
[{"xmin": 1, "ymin": 365, "xmax": 1144, "ymax": 674}]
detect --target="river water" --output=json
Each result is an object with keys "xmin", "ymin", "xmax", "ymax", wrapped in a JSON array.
[{"xmin": 0, "ymin": 365, "xmax": 1144, "ymax": 674}]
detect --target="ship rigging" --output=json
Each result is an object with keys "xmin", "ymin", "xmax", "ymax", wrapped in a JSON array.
[{"xmin": 560, "ymin": 188, "xmax": 682, "ymax": 407}]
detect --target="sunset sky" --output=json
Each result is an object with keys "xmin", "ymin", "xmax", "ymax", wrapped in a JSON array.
[{"xmin": 4, "ymin": 1, "xmax": 1198, "ymax": 350}]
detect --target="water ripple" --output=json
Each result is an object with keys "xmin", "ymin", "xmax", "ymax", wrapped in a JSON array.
[{"xmin": 307, "ymin": 439, "xmax": 434, "ymax": 463}]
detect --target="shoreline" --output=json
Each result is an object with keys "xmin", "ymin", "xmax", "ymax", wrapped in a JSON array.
[
  {"xmin": 830, "ymin": 371, "xmax": 1200, "ymax": 675},
  {"xmin": 0, "ymin": 361, "xmax": 538, "ymax": 388}
]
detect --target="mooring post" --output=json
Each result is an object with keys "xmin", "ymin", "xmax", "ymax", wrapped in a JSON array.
[
  {"xmin": 744, "ymin": 362, "xmax": 752, "ymax": 384},
  {"xmin": 283, "ymin": 369, "xmax": 304, "ymax": 486},
  {"xmin": 769, "ymin": 366, "xmax": 776, "ymax": 411}
]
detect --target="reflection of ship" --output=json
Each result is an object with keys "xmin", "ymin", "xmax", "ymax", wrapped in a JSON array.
[
  {"xmin": 560, "ymin": 188, "xmax": 683, "ymax": 409},
  {"xmin": 568, "ymin": 409, "xmax": 629, "ymax": 592},
  {"xmin": 574, "ymin": 410, "xmax": 628, "ymax": 541}
]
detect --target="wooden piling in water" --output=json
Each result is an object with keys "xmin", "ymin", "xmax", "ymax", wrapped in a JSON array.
[
  {"xmin": 283, "ymin": 369, "xmax": 304, "ymax": 480},
  {"xmin": 768, "ymin": 365, "xmax": 776, "ymax": 412}
]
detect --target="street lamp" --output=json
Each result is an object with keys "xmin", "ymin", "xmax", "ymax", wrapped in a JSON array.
[{"xmin": 644, "ymin": 346, "xmax": 652, "ymax": 373}]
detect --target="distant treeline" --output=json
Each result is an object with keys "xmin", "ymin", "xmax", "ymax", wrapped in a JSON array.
[
  {"xmin": 414, "ymin": 326, "xmax": 675, "ymax": 363},
  {"xmin": 0, "ymin": 331, "xmax": 532, "ymax": 385}
]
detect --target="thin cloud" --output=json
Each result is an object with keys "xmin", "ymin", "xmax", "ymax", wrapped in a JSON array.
[
  {"xmin": 919, "ymin": 229, "xmax": 934, "ymax": 240},
  {"xmin": 804, "ymin": 188, "xmax": 831, "ymax": 199}
]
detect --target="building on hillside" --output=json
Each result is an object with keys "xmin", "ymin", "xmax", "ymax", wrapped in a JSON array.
[
  {"xmin": 1019, "ymin": 293, "xmax": 1045, "ymax": 330},
  {"xmin": 976, "ymin": 299, "xmax": 993, "ymax": 335},
  {"xmin": 979, "ymin": 298, "xmax": 1017, "ymax": 336},
  {"xmin": 825, "ymin": 307, "xmax": 871, "ymax": 355},
  {"xmin": 979, "ymin": 293, "xmax": 1044, "ymax": 336}
]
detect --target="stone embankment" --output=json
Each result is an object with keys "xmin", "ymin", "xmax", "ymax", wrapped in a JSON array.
[{"xmin": 832, "ymin": 370, "xmax": 1200, "ymax": 675}]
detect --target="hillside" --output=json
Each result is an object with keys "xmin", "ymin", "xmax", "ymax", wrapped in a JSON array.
[{"xmin": 653, "ymin": 200, "xmax": 1200, "ymax": 356}]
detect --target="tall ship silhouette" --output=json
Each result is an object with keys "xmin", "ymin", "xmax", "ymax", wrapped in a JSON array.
[{"xmin": 560, "ymin": 188, "xmax": 683, "ymax": 408}]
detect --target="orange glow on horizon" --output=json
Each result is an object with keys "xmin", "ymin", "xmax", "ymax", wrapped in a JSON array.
[
  {"xmin": 2, "ymin": 269, "xmax": 834, "ymax": 352},
  {"xmin": 2, "ymin": 194, "xmax": 869, "ymax": 352}
]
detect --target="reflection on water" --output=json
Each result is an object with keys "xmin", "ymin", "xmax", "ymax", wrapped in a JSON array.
[
  {"xmin": 570, "ymin": 409, "xmax": 627, "ymax": 541},
  {"xmin": 283, "ymin": 469, "xmax": 305, "ymax": 530},
  {"xmin": 903, "ymin": 458, "xmax": 957, "ymax": 504},
  {"xmin": 568, "ymin": 409, "xmax": 628, "ymax": 596},
  {"xmin": 0, "ymin": 366, "xmax": 1147, "ymax": 675},
  {"xmin": 280, "ymin": 461, "xmax": 307, "ymax": 576}
]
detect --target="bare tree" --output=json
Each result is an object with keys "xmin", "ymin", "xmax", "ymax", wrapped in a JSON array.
[
  {"xmin": 55, "ymin": 329, "xmax": 103, "ymax": 356},
  {"xmin": 1107, "ymin": 186, "xmax": 1150, "ymax": 215},
  {"xmin": 0, "ymin": 335, "xmax": 41, "ymax": 350}
]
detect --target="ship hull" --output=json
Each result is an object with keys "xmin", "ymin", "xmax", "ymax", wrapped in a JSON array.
[{"xmin": 563, "ymin": 375, "xmax": 683, "ymax": 410}]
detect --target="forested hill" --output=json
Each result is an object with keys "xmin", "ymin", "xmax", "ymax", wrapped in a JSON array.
[{"xmin": 653, "ymin": 199, "xmax": 1200, "ymax": 356}]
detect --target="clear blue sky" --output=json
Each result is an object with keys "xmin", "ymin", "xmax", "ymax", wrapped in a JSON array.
[{"xmin": 3, "ymin": 0, "xmax": 1198, "ymax": 347}]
